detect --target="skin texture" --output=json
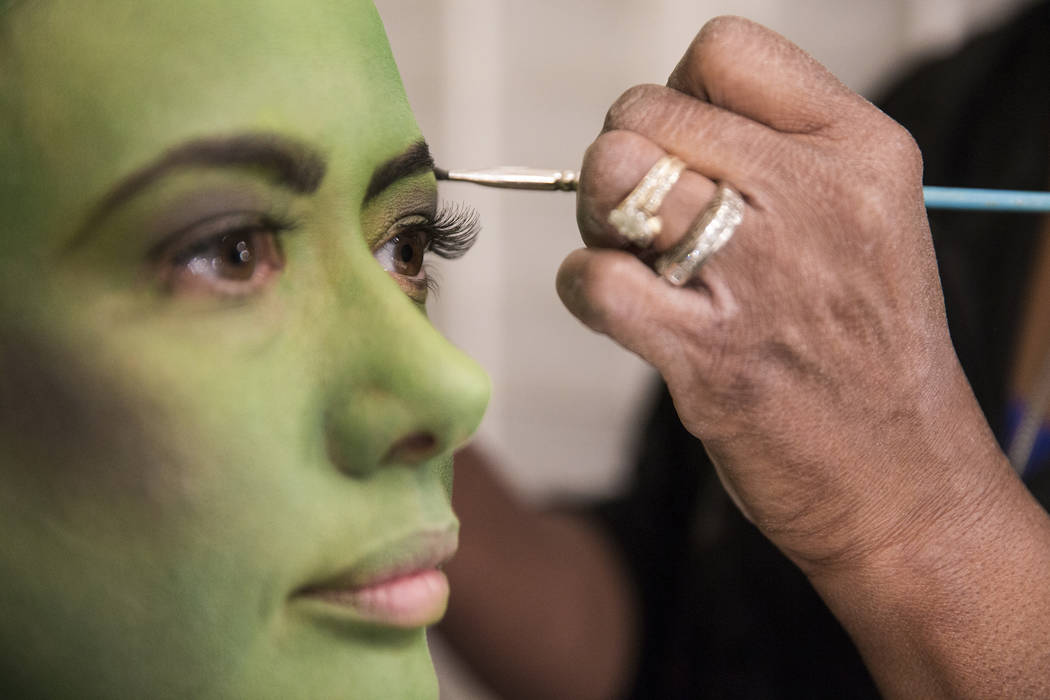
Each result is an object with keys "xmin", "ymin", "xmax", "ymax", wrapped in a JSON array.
[
  {"xmin": 560, "ymin": 16, "xmax": 1050, "ymax": 698},
  {"xmin": 0, "ymin": 1, "xmax": 488, "ymax": 698}
]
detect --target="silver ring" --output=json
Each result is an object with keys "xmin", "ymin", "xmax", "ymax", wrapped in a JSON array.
[
  {"xmin": 655, "ymin": 182, "xmax": 745, "ymax": 286},
  {"xmin": 607, "ymin": 155, "xmax": 686, "ymax": 247}
]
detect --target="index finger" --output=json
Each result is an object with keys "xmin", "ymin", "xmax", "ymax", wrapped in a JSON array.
[{"xmin": 667, "ymin": 16, "xmax": 868, "ymax": 135}]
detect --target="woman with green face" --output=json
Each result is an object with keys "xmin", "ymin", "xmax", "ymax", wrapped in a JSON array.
[{"xmin": 0, "ymin": 0, "xmax": 489, "ymax": 697}]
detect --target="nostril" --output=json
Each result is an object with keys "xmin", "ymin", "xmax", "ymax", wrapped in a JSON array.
[{"xmin": 383, "ymin": 431, "xmax": 439, "ymax": 465}]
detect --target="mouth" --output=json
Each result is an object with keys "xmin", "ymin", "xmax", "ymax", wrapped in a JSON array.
[{"xmin": 293, "ymin": 527, "xmax": 458, "ymax": 630}]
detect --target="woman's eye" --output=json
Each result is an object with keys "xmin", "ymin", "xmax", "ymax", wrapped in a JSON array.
[
  {"xmin": 159, "ymin": 222, "xmax": 286, "ymax": 297},
  {"xmin": 374, "ymin": 205, "xmax": 479, "ymax": 302},
  {"xmin": 376, "ymin": 229, "xmax": 429, "ymax": 281},
  {"xmin": 391, "ymin": 231, "xmax": 427, "ymax": 277}
]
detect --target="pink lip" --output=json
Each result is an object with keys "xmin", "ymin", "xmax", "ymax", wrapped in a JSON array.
[{"xmin": 294, "ymin": 528, "xmax": 458, "ymax": 629}]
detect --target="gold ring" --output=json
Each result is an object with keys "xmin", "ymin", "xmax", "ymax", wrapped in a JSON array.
[
  {"xmin": 607, "ymin": 155, "xmax": 686, "ymax": 247},
  {"xmin": 655, "ymin": 182, "xmax": 744, "ymax": 286}
]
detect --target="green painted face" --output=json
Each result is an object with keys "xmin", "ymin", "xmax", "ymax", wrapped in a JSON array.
[{"xmin": 0, "ymin": 1, "xmax": 489, "ymax": 697}]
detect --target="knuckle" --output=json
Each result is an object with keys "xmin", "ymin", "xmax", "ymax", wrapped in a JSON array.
[
  {"xmin": 577, "ymin": 130, "xmax": 665, "ymax": 245},
  {"xmin": 604, "ymin": 83, "xmax": 666, "ymax": 132},
  {"xmin": 832, "ymin": 115, "xmax": 923, "ymax": 211},
  {"xmin": 697, "ymin": 15, "xmax": 753, "ymax": 47},
  {"xmin": 885, "ymin": 123, "xmax": 923, "ymax": 176},
  {"xmin": 685, "ymin": 16, "xmax": 774, "ymax": 104},
  {"xmin": 864, "ymin": 113, "xmax": 922, "ymax": 173},
  {"xmin": 580, "ymin": 130, "xmax": 655, "ymax": 198},
  {"xmin": 856, "ymin": 119, "xmax": 924, "ymax": 200},
  {"xmin": 695, "ymin": 15, "xmax": 763, "ymax": 66}
]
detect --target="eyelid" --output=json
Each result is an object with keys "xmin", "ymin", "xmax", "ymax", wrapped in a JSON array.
[
  {"xmin": 374, "ymin": 203, "xmax": 481, "ymax": 258},
  {"xmin": 372, "ymin": 203, "xmax": 480, "ymax": 304},
  {"xmin": 147, "ymin": 209, "xmax": 297, "ymax": 300},
  {"xmin": 373, "ymin": 212, "xmax": 432, "ymax": 252},
  {"xmin": 148, "ymin": 210, "xmax": 292, "ymax": 263}
]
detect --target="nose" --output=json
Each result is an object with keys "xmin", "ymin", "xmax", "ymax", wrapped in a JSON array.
[
  {"xmin": 324, "ymin": 424, "xmax": 445, "ymax": 476},
  {"xmin": 382, "ymin": 432, "xmax": 438, "ymax": 464},
  {"xmin": 320, "ymin": 284, "xmax": 490, "ymax": 478}
]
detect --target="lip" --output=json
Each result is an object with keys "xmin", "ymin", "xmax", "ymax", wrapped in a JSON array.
[{"xmin": 293, "ymin": 527, "xmax": 458, "ymax": 630}]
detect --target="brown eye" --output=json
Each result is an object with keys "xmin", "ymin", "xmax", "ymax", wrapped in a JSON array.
[
  {"xmin": 374, "ymin": 226, "xmax": 432, "ymax": 303},
  {"xmin": 191, "ymin": 232, "xmax": 259, "ymax": 280},
  {"xmin": 159, "ymin": 218, "xmax": 288, "ymax": 297},
  {"xmin": 390, "ymin": 231, "xmax": 427, "ymax": 277}
]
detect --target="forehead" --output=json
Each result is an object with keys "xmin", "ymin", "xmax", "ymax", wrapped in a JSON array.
[{"xmin": 4, "ymin": 0, "xmax": 419, "ymax": 246}]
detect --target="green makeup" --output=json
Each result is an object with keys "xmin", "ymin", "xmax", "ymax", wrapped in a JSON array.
[{"xmin": 0, "ymin": 1, "xmax": 488, "ymax": 697}]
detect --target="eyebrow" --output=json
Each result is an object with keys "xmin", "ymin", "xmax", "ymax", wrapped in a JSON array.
[
  {"xmin": 363, "ymin": 140, "xmax": 435, "ymax": 204},
  {"xmin": 68, "ymin": 133, "xmax": 327, "ymax": 250},
  {"xmin": 67, "ymin": 135, "xmax": 434, "ymax": 252}
]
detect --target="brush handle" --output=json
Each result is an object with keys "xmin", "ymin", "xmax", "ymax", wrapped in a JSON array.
[
  {"xmin": 441, "ymin": 167, "xmax": 579, "ymax": 191},
  {"xmin": 922, "ymin": 187, "xmax": 1050, "ymax": 212},
  {"xmin": 436, "ymin": 166, "xmax": 1050, "ymax": 213}
]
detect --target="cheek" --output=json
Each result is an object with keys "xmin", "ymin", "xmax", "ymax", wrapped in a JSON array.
[
  {"xmin": 0, "ymin": 322, "xmax": 186, "ymax": 509},
  {"xmin": 0, "ymin": 333, "xmax": 254, "ymax": 693},
  {"xmin": 0, "ymin": 321, "xmax": 328, "ymax": 695},
  {"xmin": 0, "ymin": 306, "xmax": 303, "ymax": 594}
]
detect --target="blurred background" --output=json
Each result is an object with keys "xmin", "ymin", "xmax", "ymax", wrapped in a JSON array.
[{"xmin": 372, "ymin": 1, "xmax": 1034, "ymax": 697}]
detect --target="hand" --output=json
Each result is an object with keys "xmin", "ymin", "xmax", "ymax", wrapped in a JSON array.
[{"xmin": 559, "ymin": 16, "xmax": 1012, "ymax": 572}]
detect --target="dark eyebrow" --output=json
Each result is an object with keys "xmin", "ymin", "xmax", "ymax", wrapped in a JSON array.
[
  {"xmin": 363, "ymin": 140, "xmax": 435, "ymax": 204},
  {"xmin": 68, "ymin": 133, "xmax": 326, "ymax": 250}
]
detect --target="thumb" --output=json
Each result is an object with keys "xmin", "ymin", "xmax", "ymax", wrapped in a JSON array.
[{"xmin": 556, "ymin": 248, "xmax": 712, "ymax": 374}]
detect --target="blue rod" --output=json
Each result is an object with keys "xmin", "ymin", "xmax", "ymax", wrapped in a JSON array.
[{"xmin": 923, "ymin": 187, "xmax": 1050, "ymax": 212}]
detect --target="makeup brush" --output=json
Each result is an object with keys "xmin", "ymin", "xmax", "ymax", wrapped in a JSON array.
[
  {"xmin": 435, "ymin": 166, "xmax": 1050, "ymax": 212},
  {"xmin": 434, "ymin": 166, "xmax": 578, "ymax": 191}
]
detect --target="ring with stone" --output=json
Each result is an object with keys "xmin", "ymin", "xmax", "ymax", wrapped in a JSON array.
[
  {"xmin": 655, "ymin": 182, "xmax": 745, "ymax": 286},
  {"xmin": 607, "ymin": 155, "xmax": 686, "ymax": 247}
]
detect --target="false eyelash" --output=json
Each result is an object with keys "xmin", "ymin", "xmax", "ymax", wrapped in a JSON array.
[
  {"xmin": 423, "ymin": 262, "xmax": 443, "ymax": 297},
  {"xmin": 426, "ymin": 202, "xmax": 481, "ymax": 259}
]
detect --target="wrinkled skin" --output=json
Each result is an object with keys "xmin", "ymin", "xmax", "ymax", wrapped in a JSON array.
[
  {"xmin": 0, "ymin": 1, "xmax": 488, "ymax": 698},
  {"xmin": 562, "ymin": 16, "xmax": 1050, "ymax": 698},
  {"xmin": 567, "ymin": 18, "xmax": 970, "ymax": 568}
]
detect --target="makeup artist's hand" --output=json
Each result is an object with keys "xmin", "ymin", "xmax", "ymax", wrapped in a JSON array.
[
  {"xmin": 559, "ymin": 16, "xmax": 1050, "ymax": 698},
  {"xmin": 563, "ymin": 14, "xmax": 991, "ymax": 570}
]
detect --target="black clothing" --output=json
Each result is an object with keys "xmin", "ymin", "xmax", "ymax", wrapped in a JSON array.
[{"xmin": 599, "ymin": 3, "xmax": 1050, "ymax": 697}]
